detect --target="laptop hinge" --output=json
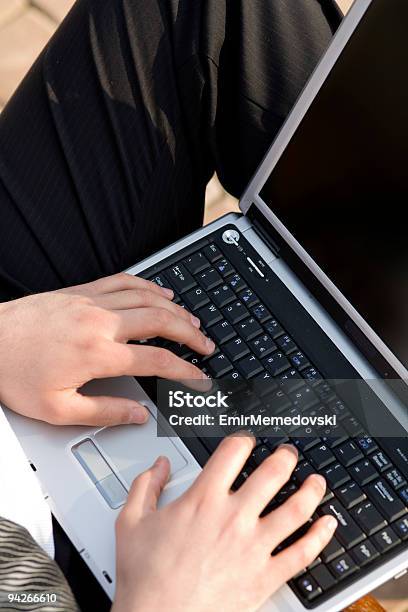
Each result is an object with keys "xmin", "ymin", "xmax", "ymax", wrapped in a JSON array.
[{"xmin": 247, "ymin": 204, "xmax": 281, "ymax": 258}]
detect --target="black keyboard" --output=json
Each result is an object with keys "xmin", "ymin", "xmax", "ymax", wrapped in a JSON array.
[{"xmin": 140, "ymin": 234, "xmax": 408, "ymax": 608}]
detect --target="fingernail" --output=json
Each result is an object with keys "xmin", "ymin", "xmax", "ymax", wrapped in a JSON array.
[
  {"xmin": 312, "ymin": 474, "xmax": 327, "ymax": 490},
  {"xmin": 278, "ymin": 443, "xmax": 298, "ymax": 458},
  {"xmin": 154, "ymin": 455, "xmax": 168, "ymax": 469},
  {"xmin": 130, "ymin": 406, "xmax": 149, "ymax": 424},
  {"xmin": 162, "ymin": 287, "xmax": 174, "ymax": 298},
  {"xmin": 325, "ymin": 516, "xmax": 338, "ymax": 531},
  {"xmin": 191, "ymin": 315, "xmax": 201, "ymax": 328},
  {"xmin": 206, "ymin": 338, "xmax": 215, "ymax": 353},
  {"xmin": 200, "ymin": 374, "xmax": 213, "ymax": 391}
]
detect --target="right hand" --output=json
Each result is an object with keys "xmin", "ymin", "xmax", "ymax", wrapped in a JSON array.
[
  {"xmin": 0, "ymin": 272, "xmax": 214, "ymax": 427},
  {"xmin": 113, "ymin": 438, "xmax": 338, "ymax": 612}
]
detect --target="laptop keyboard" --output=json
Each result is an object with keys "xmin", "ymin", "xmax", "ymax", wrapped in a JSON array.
[{"xmin": 141, "ymin": 239, "xmax": 408, "ymax": 607}]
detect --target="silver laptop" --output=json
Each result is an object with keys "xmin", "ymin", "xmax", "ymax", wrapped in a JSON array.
[{"xmin": 5, "ymin": 0, "xmax": 408, "ymax": 610}]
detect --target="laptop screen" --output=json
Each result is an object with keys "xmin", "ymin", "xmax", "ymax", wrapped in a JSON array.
[{"xmin": 259, "ymin": 0, "xmax": 408, "ymax": 371}]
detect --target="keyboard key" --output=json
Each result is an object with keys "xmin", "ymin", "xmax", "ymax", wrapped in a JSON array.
[
  {"xmin": 293, "ymin": 461, "xmax": 316, "ymax": 484},
  {"xmin": 301, "ymin": 366, "xmax": 323, "ymax": 386},
  {"xmin": 336, "ymin": 481, "xmax": 366, "ymax": 510},
  {"xmin": 232, "ymin": 465, "xmax": 254, "ymax": 490},
  {"xmin": 355, "ymin": 435, "xmax": 378, "ymax": 455},
  {"xmin": 223, "ymin": 338, "xmax": 249, "ymax": 362},
  {"xmin": 392, "ymin": 516, "xmax": 408, "ymax": 540},
  {"xmin": 165, "ymin": 264, "xmax": 196, "ymax": 294},
  {"xmin": 311, "ymin": 564, "xmax": 337, "ymax": 591},
  {"xmin": 350, "ymin": 459, "xmax": 379, "ymax": 487},
  {"xmin": 210, "ymin": 285, "xmax": 236, "ymax": 308},
  {"xmin": 197, "ymin": 268, "xmax": 223, "ymax": 291},
  {"xmin": 321, "ymin": 500, "xmax": 365, "ymax": 549},
  {"xmin": 203, "ymin": 243, "xmax": 223, "ymax": 263},
  {"xmin": 236, "ymin": 354, "xmax": 263, "ymax": 379},
  {"xmin": 197, "ymin": 303, "xmax": 222, "ymax": 327},
  {"xmin": 292, "ymin": 435, "xmax": 321, "ymax": 453},
  {"xmin": 370, "ymin": 451, "xmax": 392, "ymax": 473},
  {"xmin": 327, "ymin": 397, "xmax": 350, "ymax": 420},
  {"xmin": 378, "ymin": 438, "xmax": 408, "ymax": 479},
  {"xmin": 322, "ymin": 463, "xmax": 350, "ymax": 490},
  {"xmin": 329, "ymin": 554, "xmax": 358, "ymax": 580},
  {"xmin": 321, "ymin": 537, "xmax": 344, "ymax": 563},
  {"xmin": 223, "ymin": 370, "xmax": 246, "ymax": 387},
  {"xmin": 399, "ymin": 486, "xmax": 408, "ymax": 505},
  {"xmin": 251, "ymin": 371, "xmax": 278, "ymax": 397},
  {"xmin": 290, "ymin": 351, "xmax": 310, "ymax": 371},
  {"xmin": 183, "ymin": 286, "xmax": 209, "ymax": 311},
  {"xmin": 251, "ymin": 445, "xmax": 271, "ymax": 466},
  {"xmin": 168, "ymin": 342, "xmax": 193, "ymax": 359},
  {"xmin": 342, "ymin": 415, "xmax": 364, "ymax": 437},
  {"xmin": 149, "ymin": 273, "xmax": 173, "ymax": 291},
  {"xmin": 263, "ymin": 351, "xmax": 290, "ymax": 376},
  {"xmin": 209, "ymin": 320, "xmax": 236, "ymax": 344},
  {"xmin": 315, "ymin": 382, "xmax": 335, "ymax": 403},
  {"xmin": 384, "ymin": 468, "xmax": 407, "ymax": 490},
  {"xmin": 295, "ymin": 575, "xmax": 322, "ymax": 601},
  {"xmin": 237, "ymin": 317, "xmax": 263, "ymax": 341},
  {"xmin": 223, "ymin": 300, "xmax": 249, "ymax": 324},
  {"xmin": 238, "ymin": 288, "xmax": 259, "ymax": 308},
  {"xmin": 350, "ymin": 540, "xmax": 380, "ymax": 566},
  {"xmin": 184, "ymin": 252, "xmax": 210, "ymax": 274},
  {"xmin": 306, "ymin": 444, "xmax": 336, "ymax": 470},
  {"xmin": 228, "ymin": 273, "xmax": 246, "ymax": 292},
  {"xmin": 365, "ymin": 479, "xmax": 407, "ymax": 522},
  {"xmin": 251, "ymin": 303, "xmax": 272, "ymax": 323},
  {"xmin": 207, "ymin": 353, "xmax": 233, "ymax": 378},
  {"xmin": 276, "ymin": 334, "xmax": 297, "ymax": 354},
  {"xmin": 290, "ymin": 386, "xmax": 318, "ymax": 412},
  {"xmin": 264, "ymin": 319, "xmax": 284, "ymax": 339},
  {"xmin": 264, "ymin": 390, "xmax": 291, "ymax": 415},
  {"xmin": 372, "ymin": 527, "xmax": 401, "ymax": 553},
  {"xmin": 334, "ymin": 441, "xmax": 364, "ymax": 467},
  {"xmin": 320, "ymin": 424, "xmax": 348, "ymax": 449},
  {"xmin": 278, "ymin": 369, "xmax": 304, "ymax": 394},
  {"xmin": 185, "ymin": 353, "xmax": 203, "ymax": 368},
  {"xmin": 215, "ymin": 258, "xmax": 235, "ymax": 278},
  {"xmin": 250, "ymin": 334, "xmax": 276, "ymax": 359},
  {"xmin": 351, "ymin": 501, "xmax": 387, "ymax": 535}
]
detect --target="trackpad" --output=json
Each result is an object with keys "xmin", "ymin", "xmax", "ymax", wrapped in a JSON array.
[{"xmin": 94, "ymin": 424, "xmax": 187, "ymax": 489}]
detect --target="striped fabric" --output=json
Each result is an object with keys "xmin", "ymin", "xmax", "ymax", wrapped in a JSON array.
[{"xmin": 0, "ymin": 518, "xmax": 78, "ymax": 611}]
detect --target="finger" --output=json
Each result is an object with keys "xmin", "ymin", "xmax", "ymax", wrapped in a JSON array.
[
  {"xmin": 94, "ymin": 289, "xmax": 196, "ymax": 325},
  {"xmin": 59, "ymin": 272, "xmax": 174, "ymax": 300},
  {"xmin": 116, "ymin": 308, "xmax": 215, "ymax": 355},
  {"xmin": 119, "ymin": 457, "xmax": 170, "ymax": 524},
  {"xmin": 100, "ymin": 343, "xmax": 212, "ymax": 390},
  {"xmin": 193, "ymin": 434, "xmax": 256, "ymax": 494},
  {"xmin": 269, "ymin": 515, "xmax": 338, "ymax": 585},
  {"xmin": 56, "ymin": 392, "xmax": 150, "ymax": 427},
  {"xmin": 237, "ymin": 444, "xmax": 298, "ymax": 512},
  {"xmin": 261, "ymin": 474, "xmax": 327, "ymax": 548}
]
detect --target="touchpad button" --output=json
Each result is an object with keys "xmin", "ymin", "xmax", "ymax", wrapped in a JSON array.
[{"xmin": 94, "ymin": 423, "xmax": 187, "ymax": 489}]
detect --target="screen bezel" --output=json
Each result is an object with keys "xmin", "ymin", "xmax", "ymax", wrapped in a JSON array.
[{"xmin": 240, "ymin": 0, "xmax": 408, "ymax": 384}]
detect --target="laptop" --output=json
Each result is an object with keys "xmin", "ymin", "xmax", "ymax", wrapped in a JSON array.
[{"xmin": 5, "ymin": 0, "xmax": 408, "ymax": 609}]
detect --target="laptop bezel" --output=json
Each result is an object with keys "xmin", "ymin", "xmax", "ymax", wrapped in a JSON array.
[{"xmin": 238, "ymin": 0, "xmax": 408, "ymax": 389}]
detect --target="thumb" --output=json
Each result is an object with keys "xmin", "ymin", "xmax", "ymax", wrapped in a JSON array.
[
  {"xmin": 124, "ymin": 457, "xmax": 170, "ymax": 520},
  {"xmin": 63, "ymin": 392, "xmax": 149, "ymax": 426}
]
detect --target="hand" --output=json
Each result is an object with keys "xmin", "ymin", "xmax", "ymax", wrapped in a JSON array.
[
  {"xmin": 112, "ymin": 438, "xmax": 338, "ymax": 612},
  {"xmin": 0, "ymin": 273, "xmax": 214, "ymax": 427}
]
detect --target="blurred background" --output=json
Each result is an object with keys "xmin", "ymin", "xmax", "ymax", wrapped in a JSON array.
[{"xmin": 0, "ymin": 1, "xmax": 406, "ymax": 610}]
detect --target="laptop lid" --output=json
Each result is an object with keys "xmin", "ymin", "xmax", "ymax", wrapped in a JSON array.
[{"xmin": 240, "ymin": 0, "xmax": 408, "ymax": 385}]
